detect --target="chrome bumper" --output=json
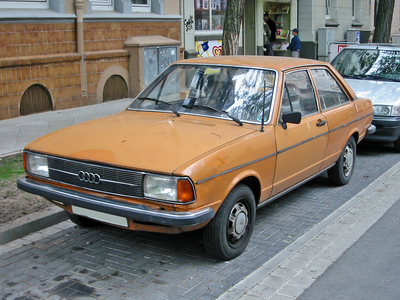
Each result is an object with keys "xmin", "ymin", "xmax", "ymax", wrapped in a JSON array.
[
  {"xmin": 367, "ymin": 124, "xmax": 377, "ymax": 135},
  {"xmin": 17, "ymin": 178, "xmax": 215, "ymax": 227}
]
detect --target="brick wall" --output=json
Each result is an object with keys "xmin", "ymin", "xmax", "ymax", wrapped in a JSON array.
[{"xmin": 0, "ymin": 20, "xmax": 180, "ymax": 121}]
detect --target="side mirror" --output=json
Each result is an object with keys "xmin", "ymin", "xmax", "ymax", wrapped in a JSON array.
[{"xmin": 282, "ymin": 111, "xmax": 301, "ymax": 130}]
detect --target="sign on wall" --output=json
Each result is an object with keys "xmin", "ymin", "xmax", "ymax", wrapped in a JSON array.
[{"xmin": 196, "ymin": 40, "xmax": 222, "ymax": 57}]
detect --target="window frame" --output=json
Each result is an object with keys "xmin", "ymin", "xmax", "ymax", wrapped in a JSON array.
[
  {"xmin": 310, "ymin": 68, "xmax": 350, "ymax": 111},
  {"xmin": 0, "ymin": 0, "xmax": 49, "ymax": 9},
  {"xmin": 281, "ymin": 69, "xmax": 319, "ymax": 118}
]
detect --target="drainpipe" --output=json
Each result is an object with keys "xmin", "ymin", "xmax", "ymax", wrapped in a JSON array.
[{"xmin": 75, "ymin": 0, "xmax": 88, "ymax": 96}]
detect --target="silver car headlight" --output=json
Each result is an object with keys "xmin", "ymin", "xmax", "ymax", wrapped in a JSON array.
[
  {"xmin": 24, "ymin": 152, "xmax": 49, "ymax": 177},
  {"xmin": 374, "ymin": 105, "xmax": 400, "ymax": 117},
  {"xmin": 143, "ymin": 174, "xmax": 195, "ymax": 203}
]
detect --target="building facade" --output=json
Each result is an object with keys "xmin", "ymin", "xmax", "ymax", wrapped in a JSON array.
[
  {"xmin": 181, "ymin": 0, "xmax": 400, "ymax": 60},
  {"xmin": 2, "ymin": 0, "xmax": 400, "ymax": 121},
  {"xmin": 0, "ymin": 0, "xmax": 181, "ymax": 120}
]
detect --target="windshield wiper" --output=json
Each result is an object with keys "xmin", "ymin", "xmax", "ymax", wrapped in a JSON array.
[
  {"xmin": 137, "ymin": 97, "xmax": 180, "ymax": 117},
  {"xmin": 191, "ymin": 104, "xmax": 243, "ymax": 126},
  {"xmin": 367, "ymin": 75, "xmax": 400, "ymax": 82}
]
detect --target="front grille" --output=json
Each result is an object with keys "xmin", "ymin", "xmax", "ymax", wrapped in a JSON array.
[{"xmin": 48, "ymin": 157, "xmax": 143, "ymax": 198}]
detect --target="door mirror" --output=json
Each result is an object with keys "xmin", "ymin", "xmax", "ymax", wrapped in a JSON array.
[{"xmin": 282, "ymin": 111, "xmax": 301, "ymax": 129}]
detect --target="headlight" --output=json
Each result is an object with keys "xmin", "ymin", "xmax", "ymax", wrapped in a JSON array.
[
  {"xmin": 374, "ymin": 105, "xmax": 400, "ymax": 117},
  {"xmin": 143, "ymin": 175, "xmax": 195, "ymax": 203},
  {"xmin": 373, "ymin": 105, "xmax": 392, "ymax": 116},
  {"xmin": 24, "ymin": 153, "xmax": 49, "ymax": 177}
]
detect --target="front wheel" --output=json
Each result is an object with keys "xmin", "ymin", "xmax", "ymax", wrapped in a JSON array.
[
  {"xmin": 203, "ymin": 184, "xmax": 256, "ymax": 260},
  {"xmin": 328, "ymin": 136, "xmax": 356, "ymax": 186}
]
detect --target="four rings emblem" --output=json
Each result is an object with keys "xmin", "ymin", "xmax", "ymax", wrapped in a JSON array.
[{"xmin": 78, "ymin": 171, "xmax": 101, "ymax": 185}]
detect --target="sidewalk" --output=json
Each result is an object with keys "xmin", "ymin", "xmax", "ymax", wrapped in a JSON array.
[
  {"xmin": 1, "ymin": 101, "xmax": 400, "ymax": 299},
  {"xmin": 219, "ymin": 160, "xmax": 400, "ymax": 299}
]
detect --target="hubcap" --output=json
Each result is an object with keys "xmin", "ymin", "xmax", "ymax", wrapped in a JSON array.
[
  {"xmin": 343, "ymin": 145, "xmax": 354, "ymax": 177},
  {"xmin": 228, "ymin": 202, "xmax": 249, "ymax": 242}
]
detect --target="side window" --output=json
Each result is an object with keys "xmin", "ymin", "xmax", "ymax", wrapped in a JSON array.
[
  {"xmin": 311, "ymin": 69, "xmax": 350, "ymax": 110},
  {"xmin": 283, "ymin": 70, "xmax": 318, "ymax": 117}
]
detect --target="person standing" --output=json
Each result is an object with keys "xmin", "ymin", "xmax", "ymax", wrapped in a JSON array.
[
  {"xmin": 264, "ymin": 12, "xmax": 276, "ymax": 56},
  {"xmin": 287, "ymin": 28, "xmax": 301, "ymax": 58},
  {"xmin": 263, "ymin": 12, "xmax": 271, "ymax": 56}
]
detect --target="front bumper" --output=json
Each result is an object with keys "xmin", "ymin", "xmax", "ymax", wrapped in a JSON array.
[
  {"xmin": 363, "ymin": 116, "xmax": 400, "ymax": 142},
  {"xmin": 17, "ymin": 178, "xmax": 215, "ymax": 228}
]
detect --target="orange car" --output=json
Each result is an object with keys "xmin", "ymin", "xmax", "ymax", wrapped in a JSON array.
[{"xmin": 18, "ymin": 56, "xmax": 374, "ymax": 260}]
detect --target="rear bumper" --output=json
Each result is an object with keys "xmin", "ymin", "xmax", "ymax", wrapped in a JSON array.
[
  {"xmin": 17, "ymin": 178, "xmax": 214, "ymax": 228},
  {"xmin": 363, "ymin": 116, "xmax": 400, "ymax": 142}
]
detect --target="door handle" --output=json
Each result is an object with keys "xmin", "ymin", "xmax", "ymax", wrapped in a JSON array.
[{"xmin": 316, "ymin": 120, "xmax": 327, "ymax": 127}]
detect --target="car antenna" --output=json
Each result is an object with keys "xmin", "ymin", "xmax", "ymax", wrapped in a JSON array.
[{"xmin": 260, "ymin": 80, "xmax": 266, "ymax": 132}]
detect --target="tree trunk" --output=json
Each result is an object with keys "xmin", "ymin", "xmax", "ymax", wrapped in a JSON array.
[
  {"xmin": 373, "ymin": 0, "xmax": 395, "ymax": 43},
  {"xmin": 222, "ymin": 0, "xmax": 246, "ymax": 55}
]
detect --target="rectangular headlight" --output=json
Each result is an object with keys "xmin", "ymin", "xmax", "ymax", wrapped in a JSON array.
[
  {"xmin": 25, "ymin": 153, "xmax": 49, "ymax": 177},
  {"xmin": 373, "ymin": 105, "xmax": 392, "ymax": 116},
  {"xmin": 143, "ymin": 175, "xmax": 195, "ymax": 203}
]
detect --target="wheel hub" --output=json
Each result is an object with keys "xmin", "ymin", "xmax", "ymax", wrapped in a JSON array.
[
  {"xmin": 228, "ymin": 203, "xmax": 249, "ymax": 242},
  {"xmin": 343, "ymin": 146, "xmax": 354, "ymax": 177}
]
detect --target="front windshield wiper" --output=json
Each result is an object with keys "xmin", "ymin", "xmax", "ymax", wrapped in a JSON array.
[
  {"xmin": 137, "ymin": 97, "xmax": 180, "ymax": 117},
  {"xmin": 190, "ymin": 104, "xmax": 243, "ymax": 126},
  {"xmin": 342, "ymin": 74, "xmax": 369, "ymax": 80},
  {"xmin": 344, "ymin": 74, "xmax": 400, "ymax": 82},
  {"xmin": 367, "ymin": 75, "xmax": 400, "ymax": 82}
]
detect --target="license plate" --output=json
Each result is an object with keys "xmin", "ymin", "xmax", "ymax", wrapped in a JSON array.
[{"xmin": 72, "ymin": 206, "xmax": 128, "ymax": 227}]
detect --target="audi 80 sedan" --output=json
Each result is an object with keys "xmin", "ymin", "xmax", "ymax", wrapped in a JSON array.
[
  {"xmin": 18, "ymin": 56, "xmax": 374, "ymax": 260},
  {"xmin": 331, "ymin": 44, "xmax": 400, "ymax": 151}
]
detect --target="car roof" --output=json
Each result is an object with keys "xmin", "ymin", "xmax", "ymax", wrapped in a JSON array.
[
  {"xmin": 341, "ymin": 43, "xmax": 400, "ymax": 51},
  {"xmin": 173, "ymin": 55, "xmax": 332, "ymax": 72}
]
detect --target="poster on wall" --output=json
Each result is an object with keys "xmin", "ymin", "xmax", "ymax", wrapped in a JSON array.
[{"xmin": 196, "ymin": 40, "xmax": 222, "ymax": 57}]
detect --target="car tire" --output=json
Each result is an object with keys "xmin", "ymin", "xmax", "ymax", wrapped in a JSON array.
[
  {"xmin": 203, "ymin": 184, "xmax": 256, "ymax": 260},
  {"xmin": 394, "ymin": 136, "xmax": 400, "ymax": 153},
  {"xmin": 66, "ymin": 211, "xmax": 99, "ymax": 227},
  {"xmin": 328, "ymin": 136, "xmax": 356, "ymax": 186}
]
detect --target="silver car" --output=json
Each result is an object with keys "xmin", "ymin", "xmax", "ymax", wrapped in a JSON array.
[{"xmin": 331, "ymin": 44, "xmax": 400, "ymax": 152}]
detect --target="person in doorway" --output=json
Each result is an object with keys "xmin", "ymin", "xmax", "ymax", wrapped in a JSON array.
[
  {"xmin": 264, "ymin": 12, "xmax": 276, "ymax": 55},
  {"xmin": 263, "ymin": 12, "xmax": 272, "ymax": 56},
  {"xmin": 287, "ymin": 28, "xmax": 301, "ymax": 57}
]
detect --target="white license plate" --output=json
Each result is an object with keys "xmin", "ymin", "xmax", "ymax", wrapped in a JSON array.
[{"xmin": 72, "ymin": 206, "xmax": 128, "ymax": 227}]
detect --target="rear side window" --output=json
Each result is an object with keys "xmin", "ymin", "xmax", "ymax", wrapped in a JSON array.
[
  {"xmin": 311, "ymin": 69, "xmax": 349, "ymax": 110},
  {"xmin": 283, "ymin": 70, "xmax": 318, "ymax": 117}
]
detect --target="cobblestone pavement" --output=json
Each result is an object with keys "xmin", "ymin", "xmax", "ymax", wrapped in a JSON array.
[{"xmin": 0, "ymin": 141, "xmax": 398, "ymax": 300}]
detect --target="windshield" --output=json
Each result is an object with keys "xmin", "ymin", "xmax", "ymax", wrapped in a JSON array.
[
  {"xmin": 332, "ymin": 48, "xmax": 400, "ymax": 81},
  {"xmin": 129, "ymin": 64, "xmax": 276, "ymax": 124}
]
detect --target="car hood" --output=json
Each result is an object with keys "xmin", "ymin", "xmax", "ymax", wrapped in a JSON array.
[
  {"xmin": 25, "ymin": 110, "xmax": 257, "ymax": 174},
  {"xmin": 346, "ymin": 78, "xmax": 400, "ymax": 105}
]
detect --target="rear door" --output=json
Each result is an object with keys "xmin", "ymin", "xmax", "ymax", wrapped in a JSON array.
[
  {"xmin": 272, "ymin": 69, "xmax": 329, "ymax": 195},
  {"xmin": 310, "ymin": 68, "xmax": 357, "ymax": 169}
]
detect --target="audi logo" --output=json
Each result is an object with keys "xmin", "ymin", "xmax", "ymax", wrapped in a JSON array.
[{"xmin": 78, "ymin": 171, "xmax": 101, "ymax": 184}]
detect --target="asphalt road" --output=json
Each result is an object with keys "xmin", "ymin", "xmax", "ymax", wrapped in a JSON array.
[{"xmin": 0, "ymin": 140, "xmax": 398, "ymax": 299}]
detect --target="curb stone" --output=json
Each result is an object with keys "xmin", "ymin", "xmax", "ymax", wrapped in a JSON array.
[{"xmin": 0, "ymin": 206, "xmax": 67, "ymax": 245}]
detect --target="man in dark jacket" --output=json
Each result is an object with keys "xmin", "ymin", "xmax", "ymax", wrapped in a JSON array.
[
  {"xmin": 287, "ymin": 28, "xmax": 301, "ymax": 57},
  {"xmin": 264, "ymin": 12, "xmax": 276, "ymax": 56}
]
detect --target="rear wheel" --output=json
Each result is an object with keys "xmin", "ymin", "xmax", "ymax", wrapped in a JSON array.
[
  {"xmin": 203, "ymin": 184, "xmax": 256, "ymax": 260},
  {"xmin": 66, "ymin": 211, "xmax": 99, "ymax": 227},
  {"xmin": 328, "ymin": 136, "xmax": 356, "ymax": 186}
]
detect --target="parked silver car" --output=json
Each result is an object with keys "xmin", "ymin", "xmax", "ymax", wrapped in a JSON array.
[{"xmin": 331, "ymin": 44, "xmax": 400, "ymax": 152}]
